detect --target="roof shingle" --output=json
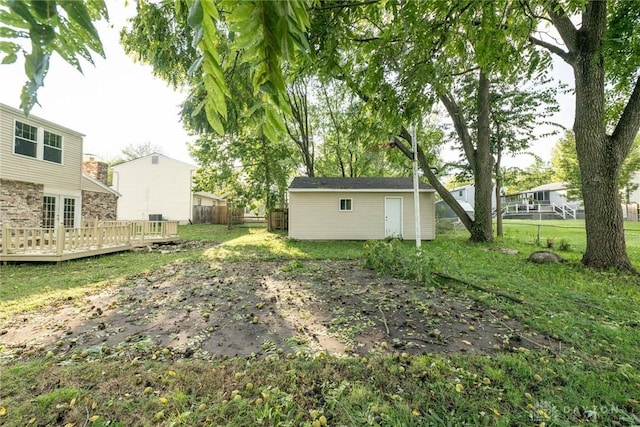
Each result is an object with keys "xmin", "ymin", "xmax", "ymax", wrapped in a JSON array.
[{"xmin": 289, "ymin": 177, "xmax": 433, "ymax": 190}]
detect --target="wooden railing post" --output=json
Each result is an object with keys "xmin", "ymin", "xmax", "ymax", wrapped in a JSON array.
[
  {"xmin": 56, "ymin": 224, "xmax": 65, "ymax": 255},
  {"xmin": 2, "ymin": 224, "xmax": 9, "ymax": 255},
  {"xmin": 97, "ymin": 223, "xmax": 103, "ymax": 248}
]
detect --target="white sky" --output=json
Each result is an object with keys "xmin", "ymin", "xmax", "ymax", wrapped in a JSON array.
[
  {"xmin": 0, "ymin": 3, "xmax": 576, "ymax": 169},
  {"xmin": 0, "ymin": 2, "xmax": 195, "ymax": 164}
]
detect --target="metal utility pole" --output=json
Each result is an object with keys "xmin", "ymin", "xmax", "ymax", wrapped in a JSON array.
[{"xmin": 411, "ymin": 125, "xmax": 421, "ymax": 249}]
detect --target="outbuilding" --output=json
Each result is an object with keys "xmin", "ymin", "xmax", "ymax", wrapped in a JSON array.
[{"xmin": 288, "ymin": 177, "xmax": 436, "ymax": 240}]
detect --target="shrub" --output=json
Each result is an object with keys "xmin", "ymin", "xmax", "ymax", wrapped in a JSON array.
[
  {"xmin": 558, "ymin": 239, "xmax": 571, "ymax": 251},
  {"xmin": 363, "ymin": 239, "xmax": 433, "ymax": 283}
]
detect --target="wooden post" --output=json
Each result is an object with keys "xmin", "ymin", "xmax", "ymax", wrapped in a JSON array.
[
  {"xmin": 2, "ymin": 224, "xmax": 9, "ymax": 255},
  {"xmin": 97, "ymin": 223, "xmax": 103, "ymax": 248},
  {"xmin": 56, "ymin": 224, "xmax": 65, "ymax": 255}
]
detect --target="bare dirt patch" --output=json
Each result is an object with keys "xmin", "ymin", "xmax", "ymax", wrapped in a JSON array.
[{"xmin": 0, "ymin": 258, "xmax": 557, "ymax": 362}]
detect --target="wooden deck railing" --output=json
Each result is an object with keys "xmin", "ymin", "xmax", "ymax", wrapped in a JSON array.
[{"xmin": 0, "ymin": 221, "xmax": 179, "ymax": 262}]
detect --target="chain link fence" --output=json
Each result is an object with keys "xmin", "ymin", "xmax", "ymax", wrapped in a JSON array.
[{"xmin": 435, "ymin": 219, "xmax": 640, "ymax": 259}]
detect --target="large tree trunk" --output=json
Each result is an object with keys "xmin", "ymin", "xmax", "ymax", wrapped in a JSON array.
[
  {"xmin": 437, "ymin": 70, "xmax": 494, "ymax": 242},
  {"xmin": 530, "ymin": 0, "xmax": 640, "ymax": 271},
  {"xmin": 470, "ymin": 70, "xmax": 494, "ymax": 242},
  {"xmin": 573, "ymin": 30, "xmax": 632, "ymax": 269},
  {"xmin": 571, "ymin": 1, "xmax": 633, "ymax": 270}
]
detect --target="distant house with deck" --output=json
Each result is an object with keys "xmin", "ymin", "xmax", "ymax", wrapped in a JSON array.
[
  {"xmin": 288, "ymin": 177, "xmax": 436, "ymax": 240},
  {"xmin": 502, "ymin": 182, "xmax": 582, "ymax": 219},
  {"xmin": 0, "ymin": 104, "xmax": 118, "ymax": 229}
]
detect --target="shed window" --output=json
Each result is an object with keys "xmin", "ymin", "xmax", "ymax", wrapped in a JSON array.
[
  {"xmin": 152, "ymin": 155, "xmax": 159, "ymax": 164},
  {"xmin": 339, "ymin": 198, "xmax": 352, "ymax": 211}
]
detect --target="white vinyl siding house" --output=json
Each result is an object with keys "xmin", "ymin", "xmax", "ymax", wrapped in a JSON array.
[
  {"xmin": 288, "ymin": 177, "xmax": 436, "ymax": 241},
  {"xmin": 111, "ymin": 153, "xmax": 196, "ymax": 223},
  {"xmin": 628, "ymin": 172, "xmax": 640, "ymax": 204},
  {"xmin": 1, "ymin": 103, "xmax": 85, "ymax": 228}
]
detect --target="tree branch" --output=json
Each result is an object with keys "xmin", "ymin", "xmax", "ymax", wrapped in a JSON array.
[
  {"xmin": 546, "ymin": 0, "xmax": 577, "ymax": 52},
  {"xmin": 529, "ymin": 35, "xmax": 572, "ymax": 64},
  {"xmin": 438, "ymin": 91, "xmax": 476, "ymax": 171},
  {"xmin": 311, "ymin": 0, "xmax": 381, "ymax": 11},
  {"xmin": 611, "ymin": 74, "xmax": 640, "ymax": 157},
  {"xmin": 391, "ymin": 131, "xmax": 474, "ymax": 232}
]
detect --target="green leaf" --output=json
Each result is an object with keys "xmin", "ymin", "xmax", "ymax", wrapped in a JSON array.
[
  {"xmin": 7, "ymin": 0, "xmax": 37, "ymax": 26},
  {"xmin": 0, "ymin": 26, "xmax": 27, "ymax": 38},
  {"xmin": 0, "ymin": 40, "xmax": 21, "ymax": 63},
  {"xmin": 204, "ymin": 100, "xmax": 224, "ymax": 135},
  {"xmin": 31, "ymin": 0, "xmax": 58, "ymax": 20},
  {"xmin": 24, "ymin": 47, "xmax": 49, "ymax": 87},
  {"xmin": 58, "ymin": 0, "xmax": 103, "ymax": 52},
  {"xmin": 29, "ymin": 23, "xmax": 55, "ymax": 45},
  {"xmin": 187, "ymin": 0, "xmax": 202, "ymax": 28}
]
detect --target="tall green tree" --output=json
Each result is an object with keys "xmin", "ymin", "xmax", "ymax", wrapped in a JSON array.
[
  {"xmin": 306, "ymin": 1, "xmax": 548, "ymax": 242},
  {"xmin": 529, "ymin": 0, "xmax": 640, "ymax": 270},
  {"xmin": 284, "ymin": 76, "xmax": 316, "ymax": 177}
]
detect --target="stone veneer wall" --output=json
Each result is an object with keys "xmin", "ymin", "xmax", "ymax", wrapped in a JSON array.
[
  {"xmin": 0, "ymin": 179, "xmax": 44, "ymax": 227},
  {"xmin": 82, "ymin": 160, "xmax": 109, "ymax": 184},
  {"xmin": 82, "ymin": 191, "xmax": 117, "ymax": 221}
]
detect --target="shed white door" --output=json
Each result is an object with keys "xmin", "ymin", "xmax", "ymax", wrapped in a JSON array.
[{"xmin": 384, "ymin": 197, "xmax": 403, "ymax": 238}]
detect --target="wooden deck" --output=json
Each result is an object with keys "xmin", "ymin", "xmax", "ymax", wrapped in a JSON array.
[{"xmin": 0, "ymin": 221, "xmax": 180, "ymax": 262}]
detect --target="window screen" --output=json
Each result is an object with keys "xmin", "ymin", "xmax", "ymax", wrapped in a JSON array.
[
  {"xmin": 43, "ymin": 131, "xmax": 62, "ymax": 163},
  {"xmin": 14, "ymin": 121, "xmax": 37, "ymax": 158}
]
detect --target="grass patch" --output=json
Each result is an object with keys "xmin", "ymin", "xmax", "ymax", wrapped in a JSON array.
[
  {"xmin": 1, "ymin": 223, "xmax": 639, "ymax": 425},
  {"xmin": 1, "ymin": 354, "xmax": 638, "ymax": 426}
]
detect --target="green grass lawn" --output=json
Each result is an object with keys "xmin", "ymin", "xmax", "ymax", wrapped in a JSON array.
[{"xmin": 1, "ymin": 223, "xmax": 639, "ymax": 426}]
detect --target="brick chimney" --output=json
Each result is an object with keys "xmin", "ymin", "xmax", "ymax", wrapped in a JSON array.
[{"xmin": 82, "ymin": 156, "xmax": 109, "ymax": 185}]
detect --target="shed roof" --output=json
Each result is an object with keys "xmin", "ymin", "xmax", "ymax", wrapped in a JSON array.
[{"xmin": 289, "ymin": 177, "xmax": 434, "ymax": 191}]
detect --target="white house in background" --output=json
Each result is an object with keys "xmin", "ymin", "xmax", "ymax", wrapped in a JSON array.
[
  {"xmin": 504, "ymin": 182, "xmax": 581, "ymax": 208},
  {"xmin": 449, "ymin": 184, "xmax": 497, "ymax": 210},
  {"xmin": 628, "ymin": 172, "xmax": 640, "ymax": 204},
  {"xmin": 288, "ymin": 177, "xmax": 436, "ymax": 241},
  {"xmin": 111, "ymin": 153, "xmax": 222, "ymax": 223}
]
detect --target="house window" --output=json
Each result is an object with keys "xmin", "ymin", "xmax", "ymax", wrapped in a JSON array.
[
  {"xmin": 14, "ymin": 121, "xmax": 38, "ymax": 158},
  {"xmin": 14, "ymin": 121, "xmax": 64, "ymax": 163},
  {"xmin": 42, "ymin": 196, "xmax": 56, "ymax": 228},
  {"xmin": 43, "ymin": 131, "xmax": 62, "ymax": 163},
  {"xmin": 339, "ymin": 198, "xmax": 352, "ymax": 211},
  {"xmin": 63, "ymin": 198, "xmax": 75, "ymax": 228},
  {"xmin": 196, "ymin": 197, "xmax": 202, "ymax": 206},
  {"xmin": 152, "ymin": 155, "xmax": 159, "ymax": 164}
]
